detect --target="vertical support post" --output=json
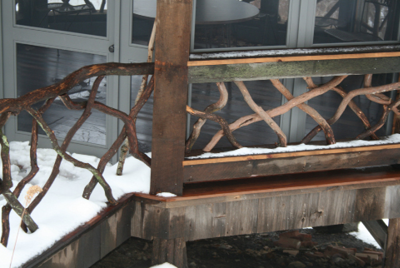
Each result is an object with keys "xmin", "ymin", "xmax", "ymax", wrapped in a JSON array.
[
  {"xmin": 150, "ymin": 0, "xmax": 193, "ymax": 195},
  {"xmin": 385, "ymin": 218, "xmax": 400, "ymax": 268}
]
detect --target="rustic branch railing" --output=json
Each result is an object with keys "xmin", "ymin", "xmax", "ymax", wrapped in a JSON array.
[
  {"xmin": 0, "ymin": 62, "xmax": 154, "ymax": 247},
  {"xmin": 1, "ymin": 61, "xmax": 400, "ymax": 251},
  {"xmin": 186, "ymin": 75, "xmax": 400, "ymax": 152}
]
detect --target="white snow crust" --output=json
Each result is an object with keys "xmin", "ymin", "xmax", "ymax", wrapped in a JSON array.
[{"xmin": 187, "ymin": 134, "xmax": 400, "ymax": 160}]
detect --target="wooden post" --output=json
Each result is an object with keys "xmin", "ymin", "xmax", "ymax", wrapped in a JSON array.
[
  {"xmin": 150, "ymin": 0, "xmax": 193, "ymax": 195},
  {"xmin": 152, "ymin": 238, "xmax": 188, "ymax": 268},
  {"xmin": 385, "ymin": 218, "xmax": 400, "ymax": 268}
]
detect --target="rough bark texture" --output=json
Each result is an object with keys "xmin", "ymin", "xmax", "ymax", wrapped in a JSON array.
[{"xmin": 0, "ymin": 63, "xmax": 155, "ymax": 247}]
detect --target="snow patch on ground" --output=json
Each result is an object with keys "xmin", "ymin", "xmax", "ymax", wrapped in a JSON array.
[
  {"xmin": 350, "ymin": 219, "xmax": 389, "ymax": 249},
  {"xmin": 0, "ymin": 141, "xmax": 151, "ymax": 268}
]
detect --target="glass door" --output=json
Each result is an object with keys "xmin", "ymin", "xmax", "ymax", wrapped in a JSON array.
[
  {"xmin": 2, "ymin": 0, "xmax": 119, "ymax": 157},
  {"xmin": 118, "ymin": 0, "xmax": 154, "ymax": 152}
]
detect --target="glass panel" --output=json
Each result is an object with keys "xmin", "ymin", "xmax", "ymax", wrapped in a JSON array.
[
  {"xmin": 194, "ymin": 0, "xmax": 289, "ymax": 49},
  {"xmin": 130, "ymin": 75, "xmax": 153, "ymax": 152},
  {"xmin": 189, "ymin": 81, "xmax": 282, "ymax": 150},
  {"xmin": 15, "ymin": 0, "xmax": 107, "ymax": 37},
  {"xmin": 132, "ymin": 0, "xmax": 155, "ymax": 45},
  {"xmin": 305, "ymin": 74, "xmax": 393, "ymax": 142},
  {"xmin": 17, "ymin": 44, "xmax": 107, "ymax": 145},
  {"xmin": 314, "ymin": 0, "xmax": 400, "ymax": 44}
]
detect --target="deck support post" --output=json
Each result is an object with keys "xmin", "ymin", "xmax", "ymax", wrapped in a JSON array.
[
  {"xmin": 385, "ymin": 218, "xmax": 400, "ymax": 268},
  {"xmin": 152, "ymin": 237, "xmax": 188, "ymax": 268},
  {"xmin": 150, "ymin": 0, "xmax": 193, "ymax": 196}
]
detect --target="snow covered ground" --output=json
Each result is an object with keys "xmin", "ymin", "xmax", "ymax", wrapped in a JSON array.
[
  {"xmin": 0, "ymin": 141, "xmax": 151, "ymax": 268},
  {"xmin": 0, "ymin": 139, "xmax": 391, "ymax": 267}
]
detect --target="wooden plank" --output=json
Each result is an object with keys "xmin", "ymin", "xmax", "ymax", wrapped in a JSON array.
[
  {"xmin": 256, "ymin": 190, "xmax": 357, "ymax": 233},
  {"xmin": 385, "ymin": 185, "xmax": 400, "ymax": 219},
  {"xmin": 152, "ymin": 238, "xmax": 188, "ymax": 268},
  {"xmin": 224, "ymin": 199, "xmax": 258, "ymax": 236},
  {"xmin": 189, "ymin": 45, "xmax": 400, "ymax": 61},
  {"xmin": 188, "ymin": 57, "xmax": 400, "ymax": 83},
  {"xmin": 100, "ymin": 203, "xmax": 132, "ymax": 258},
  {"xmin": 135, "ymin": 168, "xmax": 400, "ymax": 207},
  {"xmin": 385, "ymin": 218, "xmax": 400, "ymax": 268},
  {"xmin": 362, "ymin": 220, "xmax": 388, "ymax": 249},
  {"xmin": 150, "ymin": 0, "xmax": 193, "ymax": 195},
  {"xmin": 184, "ymin": 204, "xmax": 213, "ymax": 241},
  {"xmin": 183, "ymin": 148, "xmax": 400, "ymax": 183},
  {"xmin": 183, "ymin": 143, "xmax": 400, "ymax": 166},
  {"xmin": 28, "ymin": 194, "xmax": 134, "ymax": 268},
  {"xmin": 188, "ymin": 51, "xmax": 400, "ymax": 67},
  {"xmin": 355, "ymin": 187, "xmax": 386, "ymax": 221}
]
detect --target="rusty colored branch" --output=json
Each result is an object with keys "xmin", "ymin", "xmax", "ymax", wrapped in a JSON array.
[
  {"xmin": 302, "ymin": 77, "xmax": 378, "ymax": 143},
  {"xmin": 271, "ymin": 79, "xmax": 335, "ymax": 145},
  {"xmin": 26, "ymin": 104, "xmax": 117, "ymax": 205},
  {"xmin": 332, "ymin": 82, "xmax": 400, "ymax": 126},
  {"xmin": 205, "ymin": 76, "xmax": 346, "ymax": 151},
  {"xmin": 357, "ymin": 98, "xmax": 400, "ymax": 140},
  {"xmin": 0, "ymin": 62, "xmax": 154, "ymax": 115},
  {"xmin": 59, "ymin": 94, "xmax": 86, "ymax": 110},
  {"xmin": 116, "ymin": 22, "xmax": 157, "ymax": 175},
  {"xmin": 83, "ymin": 77, "xmax": 154, "ymax": 200},
  {"xmin": 186, "ymin": 82, "xmax": 229, "ymax": 152},
  {"xmin": 28, "ymin": 77, "xmax": 106, "ymax": 214},
  {"xmin": 1, "ymin": 205, "xmax": 11, "ymax": 247},
  {"xmin": 364, "ymin": 74, "xmax": 391, "ymax": 105},
  {"xmin": 2, "ymin": 190, "xmax": 38, "ymax": 233},
  {"xmin": 235, "ymin": 81, "xmax": 287, "ymax": 147},
  {"xmin": 186, "ymin": 106, "xmax": 242, "ymax": 150},
  {"xmin": 356, "ymin": 106, "xmax": 389, "ymax": 140}
]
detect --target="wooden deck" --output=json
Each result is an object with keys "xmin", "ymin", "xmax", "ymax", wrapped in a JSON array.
[{"xmin": 24, "ymin": 167, "xmax": 400, "ymax": 268}]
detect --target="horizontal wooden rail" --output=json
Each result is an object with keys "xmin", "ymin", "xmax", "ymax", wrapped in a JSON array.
[
  {"xmin": 183, "ymin": 144, "xmax": 400, "ymax": 183},
  {"xmin": 188, "ymin": 51, "xmax": 400, "ymax": 67},
  {"xmin": 183, "ymin": 143, "xmax": 400, "ymax": 166},
  {"xmin": 188, "ymin": 56, "xmax": 400, "ymax": 83}
]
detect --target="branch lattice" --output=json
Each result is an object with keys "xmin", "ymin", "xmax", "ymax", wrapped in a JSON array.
[
  {"xmin": 0, "ymin": 63, "xmax": 154, "ymax": 247},
  {"xmin": 186, "ymin": 75, "xmax": 400, "ymax": 153}
]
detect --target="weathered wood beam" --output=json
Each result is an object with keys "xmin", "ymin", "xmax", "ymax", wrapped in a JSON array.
[
  {"xmin": 189, "ymin": 45, "xmax": 400, "ymax": 60},
  {"xmin": 188, "ymin": 57, "xmax": 400, "ymax": 83},
  {"xmin": 183, "ymin": 145, "xmax": 400, "ymax": 183},
  {"xmin": 150, "ymin": 0, "xmax": 193, "ymax": 196},
  {"xmin": 362, "ymin": 220, "xmax": 388, "ymax": 249},
  {"xmin": 385, "ymin": 218, "xmax": 400, "ymax": 268}
]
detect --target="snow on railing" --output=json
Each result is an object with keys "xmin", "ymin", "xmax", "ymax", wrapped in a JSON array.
[{"xmin": 0, "ymin": 62, "xmax": 154, "ymax": 247}]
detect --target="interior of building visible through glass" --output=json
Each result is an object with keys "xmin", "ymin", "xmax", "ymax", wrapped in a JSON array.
[
  {"xmin": 15, "ymin": 0, "xmax": 107, "ymax": 36},
  {"xmin": 314, "ymin": 0, "xmax": 400, "ymax": 44},
  {"xmin": 193, "ymin": 0, "xmax": 289, "ymax": 49}
]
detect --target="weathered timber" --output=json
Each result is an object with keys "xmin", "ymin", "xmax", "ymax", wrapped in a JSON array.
[
  {"xmin": 188, "ymin": 57, "xmax": 400, "ymax": 83},
  {"xmin": 152, "ymin": 238, "xmax": 187, "ymax": 268},
  {"xmin": 183, "ymin": 146, "xmax": 400, "ymax": 183},
  {"xmin": 23, "ymin": 194, "xmax": 134, "ymax": 268},
  {"xmin": 189, "ymin": 45, "xmax": 400, "ymax": 60},
  {"xmin": 150, "ymin": 0, "xmax": 193, "ymax": 196},
  {"xmin": 362, "ymin": 220, "xmax": 388, "ymax": 249},
  {"xmin": 385, "ymin": 218, "xmax": 400, "ymax": 268},
  {"xmin": 132, "ymin": 169, "xmax": 400, "ymax": 244},
  {"xmin": 188, "ymin": 52, "xmax": 400, "ymax": 66},
  {"xmin": 23, "ymin": 168, "xmax": 400, "ymax": 268}
]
